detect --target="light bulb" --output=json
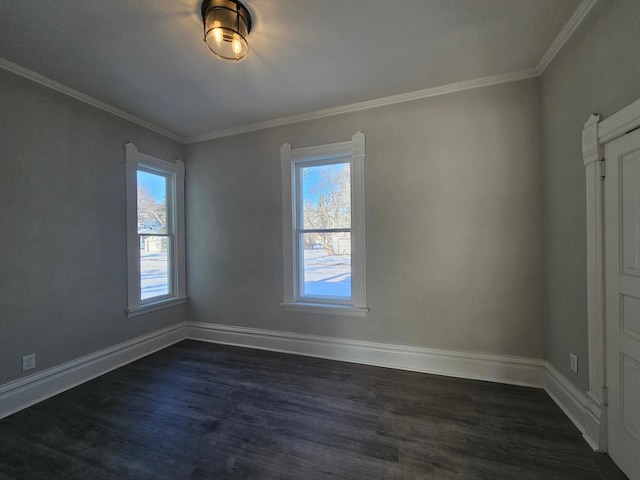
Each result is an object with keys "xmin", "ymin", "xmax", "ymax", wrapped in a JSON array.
[
  {"xmin": 232, "ymin": 34, "xmax": 243, "ymax": 56},
  {"xmin": 213, "ymin": 28, "xmax": 223, "ymax": 45},
  {"xmin": 212, "ymin": 21, "xmax": 223, "ymax": 45}
]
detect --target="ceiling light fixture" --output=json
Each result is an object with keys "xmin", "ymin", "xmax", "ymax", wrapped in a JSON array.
[{"xmin": 201, "ymin": 0, "xmax": 252, "ymax": 63}]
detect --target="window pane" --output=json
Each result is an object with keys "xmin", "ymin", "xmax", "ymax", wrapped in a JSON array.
[
  {"xmin": 137, "ymin": 170, "xmax": 168, "ymax": 234},
  {"xmin": 301, "ymin": 232, "xmax": 351, "ymax": 298},
  {"xmin": 301, "ymin": 162, "xmax": 351, "ymax": 230},
  {"xmin": 140, "ymin": 236, "xmax": 170, "ymax": 300}
]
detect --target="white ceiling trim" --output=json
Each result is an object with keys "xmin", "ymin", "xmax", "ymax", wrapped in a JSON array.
[
  {"xmin": 185, "ymin": 69, "xmax": 539, "ymax": 143},
  {"xmin": 0, "ymin": 0, "xmax": 597, "ymax": 145},
  {"xmin": 0, "ymin": 57, "xmax": 185, "ymax": 143},
  {"xmin": 535, "ymin": 0, "xmax": 598, "ymax": 74}
]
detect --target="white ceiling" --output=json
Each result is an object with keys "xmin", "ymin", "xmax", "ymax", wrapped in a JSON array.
[{"xmin": 0, "ymin": 0, "xmax": 583, "ymax": 141}]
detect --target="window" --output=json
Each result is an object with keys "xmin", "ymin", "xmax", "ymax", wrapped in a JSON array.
[
  {"xmin": 125, "ymin": 143, "xmax": 187, "ymax": 317},
  {"xmin": 281, "ymin": 133, "xmax": 368, "ymax": 316}
]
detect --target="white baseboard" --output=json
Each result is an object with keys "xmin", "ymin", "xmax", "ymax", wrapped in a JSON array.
[
  {"xmin": 186, "ymin": 322, "xmax": 545, "ymax": 388},
  {"xmin": 544, "ymin": 362, "xmax": 603, "ymax": 450},
  {"xmin": 0, "ymin": 322, "xmax": 187, "ymax": 420},
  {"xmin": 10, "ymin": 320, "xmax": 602, "ymax": 442}
]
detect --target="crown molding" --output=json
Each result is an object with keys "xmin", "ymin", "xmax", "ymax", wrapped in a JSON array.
[
  {"xmin": 185, "ymin": 68, "xmax": 538, "ymax": 143},
  {"xmin": 536, "ymin": 0, "xmax": 598, "ymax": 74},
  {"xmin": 0, "ymin": 57, "xmax": 186, "ymax": 144},
  {"xmin": 2, "ymin": 51, "xmax": 535, "ymax": 146},
  {"xmin": 1, "ymin": 0, "xmax": 594, "ymax": 145},
  {"xmin": 189, "ymin": 0, "xmax": 596, "ymax": 144}
]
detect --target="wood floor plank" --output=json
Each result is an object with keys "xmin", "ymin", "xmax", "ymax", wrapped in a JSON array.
[{"xmin": 0, "ymin": 340, "xmax": 629, "ymax": 479}]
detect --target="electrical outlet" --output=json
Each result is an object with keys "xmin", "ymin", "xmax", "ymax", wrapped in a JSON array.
[
  {"xmin": 22, "ymin": 354, "xmax": 36, "ymax": 372},
  {"xmin": 570, "ymin": 353, "xmax": 578, "ymax": 374}
]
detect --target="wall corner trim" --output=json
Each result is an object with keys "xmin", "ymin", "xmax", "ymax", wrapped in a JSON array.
[
  {"xmin": 186, "ymin": 322, "xmax": 545, "ymax": 388},
  {"xmin": 0, "ymin": 323, "xmax": 187, "ymax": 420},
  {"xmin": 544, "ymin": 362, "xmax": 602, "ymax": 450}
]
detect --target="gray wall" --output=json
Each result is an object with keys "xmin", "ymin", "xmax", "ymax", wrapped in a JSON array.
[
  {"xmin": 3, "ymin": 0, "xmax": 638, "ymax": 397},
  {"xmin": 0, "ymin": 69, "xmax": 187, "ymax": 385},
  {"xmin": 186, "ymin": 79, "xmax": 544, "ymax": 359},
  {"xmin": 541, "ymin": 0, "xmax": 640, "ymax": 391}
]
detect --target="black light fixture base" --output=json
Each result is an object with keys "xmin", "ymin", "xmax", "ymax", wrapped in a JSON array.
[{"xmin": 201, "ymin": 0, "xmax": 252, "ymax": 34}]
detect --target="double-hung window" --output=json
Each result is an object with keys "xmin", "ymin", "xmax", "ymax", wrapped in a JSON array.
[
  {"xmin": 125, "ymin": 143, "xmax": 187, "ymax": 317},
  {"xmin": 281, "ymin": 133, "xmax": 368, "ymax": 316}
]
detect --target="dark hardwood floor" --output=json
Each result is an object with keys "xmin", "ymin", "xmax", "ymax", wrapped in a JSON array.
[{"xmin": 0, "ymin": 340, "xmax": 628, "ymax": 479}]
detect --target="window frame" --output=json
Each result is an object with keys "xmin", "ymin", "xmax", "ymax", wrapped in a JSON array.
[
  {"xmin": 125, "ymin": 143, "xmax": 187, "ymax": 317},
  {"xmin": 281, "ymin": 132, "xmax": 368, "ymax": 317}
]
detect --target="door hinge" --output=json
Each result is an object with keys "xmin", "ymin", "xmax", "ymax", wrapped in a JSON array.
[
  {"xmin": 599, "ymin": 159, "xmax": 606, "ymax": 178},
  {"xmin": 602, "ymin": 385, "xmax": 608, "ymax": 405}
]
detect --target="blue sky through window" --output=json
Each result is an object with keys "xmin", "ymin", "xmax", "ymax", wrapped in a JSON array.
[
  {"xmin": 302, "ymin": 162, "xmax": 348, "ymax": 204},
  {"xmin": 138, "ymin": 170, "xmax": 166, "ymax": 203}
]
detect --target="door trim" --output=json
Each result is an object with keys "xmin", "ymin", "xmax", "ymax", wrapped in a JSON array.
[{"xmin": 582, "ymin": 97, "xmax": 640, "ymax": 451}]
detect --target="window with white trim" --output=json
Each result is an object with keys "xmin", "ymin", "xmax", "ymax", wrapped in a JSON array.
[
  {"xmin": 125, "ymin": 143, "xmax": 187, "ymax": 317},
  {"xmin": 281, "ymin": 133, "xmax": 368, "ymax": 317}
]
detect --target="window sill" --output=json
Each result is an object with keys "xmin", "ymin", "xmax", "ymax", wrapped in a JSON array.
[
  {"xmin": 280, "ymin": 301, "xmax": 369, "ymax": 317},
  {"xmin": 127, "ymin": 295, "xmax": 189, "ymax": 318}
]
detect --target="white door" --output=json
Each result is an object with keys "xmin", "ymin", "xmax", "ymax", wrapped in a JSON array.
[{"xmin": 605, "ymin": 127, "xmax": 640, "ymax": 480}]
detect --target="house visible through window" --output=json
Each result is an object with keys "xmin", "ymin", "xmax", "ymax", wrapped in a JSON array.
[
  {"xmin": 125, "ymin": 143, "xmax": 187, "ymax": 317},
  {"xmin": 281, "ymin": 133, "xmax": 368, "ymax": 317}
]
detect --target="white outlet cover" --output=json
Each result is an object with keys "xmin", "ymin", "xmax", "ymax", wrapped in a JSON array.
[
  {"xmin": 570, "ymin": 353, "xmax": 578, "ymax": 374},
  {"xmin": 22, "ymin": 354, "xmax": 36, "ymax": 371}
]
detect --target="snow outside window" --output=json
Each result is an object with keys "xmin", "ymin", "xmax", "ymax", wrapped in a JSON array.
[
  {"xmin": 125, "ymin": 143, "xmax": 187, "ymax": 317},
  {"xmin": 281, "ymin": 133, "xmax": 368, "ymax": 317}
]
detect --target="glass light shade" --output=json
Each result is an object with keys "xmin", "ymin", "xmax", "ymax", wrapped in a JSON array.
[{"xmin": 202, "ymin": 0, "xmax": 251, "ymax": 63}]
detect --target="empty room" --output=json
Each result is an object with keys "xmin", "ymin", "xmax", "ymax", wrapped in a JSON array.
[{"xmin": 1, "ymin": 0, "xmax": 639, "ymax": 478}]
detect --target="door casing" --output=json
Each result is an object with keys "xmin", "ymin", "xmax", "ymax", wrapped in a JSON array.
[{"xmin": 582, "ymin": 97, "xmax": 640, "ymax": 451}]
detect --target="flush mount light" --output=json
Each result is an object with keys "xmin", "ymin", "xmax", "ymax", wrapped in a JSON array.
[{"xmin": 201, "ymin": 0, "xmax": 252, "ymax": 63}]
